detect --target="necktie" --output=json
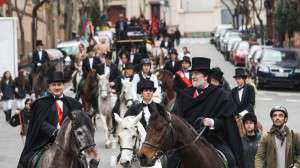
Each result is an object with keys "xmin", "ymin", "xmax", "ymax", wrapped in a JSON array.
[
  {"xmin": 193, "ymin": 88, "xmax": 204, "ymax": 98},
  {"xmin": 55, "ymin": 99, "xmax": 63, "ymax": 126}
]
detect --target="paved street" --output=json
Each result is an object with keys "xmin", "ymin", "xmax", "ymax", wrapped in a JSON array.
[{"xmin": 1, "ymin": 38, "xmax": 300, "ymax": 167}]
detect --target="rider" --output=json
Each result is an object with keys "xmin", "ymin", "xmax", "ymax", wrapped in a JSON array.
[
  {"xmin": 32, "ymin": 40, "xmax": 49, "ymax": 73},
  {"xmin": 210, "ymin": 67, "xmax": 231, "ymax": 92},
  {"xmin": 164, "ymin": 49, "xmax": 181, "ymax": 75},
  {"xmin": 231, "ymin": 68, "xmax": 256, "ymax": 117},
  {"xmin": 18, "ymin": 71, "xmax": 81, "ymax": 168},
  {"xmin": 173, "ymin": 56, "xmax": 192, "ymax": 94},
  {"xmin": 125, "ymin": 79, "xmax": 163, "ymax": 129},
  {"xmin": 172, "ymin": 57, "xmax": 244, "ymax": 168},
  {"xmin": 132, "ymin": 58, "xmax": 159, "ymax": 103}
]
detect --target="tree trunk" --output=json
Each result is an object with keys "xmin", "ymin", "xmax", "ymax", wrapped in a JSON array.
[
  {"xmin": 64, "ymin": 0, "xmax": 73, "ymax": 40},
  {"xmin": 18, "ymin": 16, "xmax": 25, "ymax": 58}
]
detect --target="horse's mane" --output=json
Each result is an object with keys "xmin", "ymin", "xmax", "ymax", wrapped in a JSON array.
[
  {"xmin": 85, "ymin": 70, "xmax": 97, "ymax": 87},
  {"xmin": 71, "ymin": 110, "xmax": 94, "ymax": 132}
]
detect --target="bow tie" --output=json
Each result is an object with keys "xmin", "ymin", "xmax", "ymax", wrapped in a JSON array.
[
  {"xmin": 142, "ymin": 103, "xmax": 151, "ymax": 107},
  {"xmin": 54, "ymin": 96, "xmax": 64, "ymax": 101},
  {"xmin": 106, "ymin": 65, "xmax": 110, "ymax": 67},
  {"xmin": 238, "ymin": 86, "xmax": 245, "ymax": 91}
]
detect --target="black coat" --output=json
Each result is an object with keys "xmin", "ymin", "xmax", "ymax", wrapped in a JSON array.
[
  {"xmin": 18, "ymin": 95, "xmax": 82, "ymax": 167},
  {"xmin": 125, "ymin": 102, "xmax": 162, "ymax": 129},
  {"xmin": 173, "ymin": 70, "xmax": 192, "ymax": 94},
  {"xmin": 32, "ymin": 50, "xmax": 49, "ymax": 72},
  {"xmin": 173, "ymin": 85, "xmax": 244, "ymax": 168},
  {"xmin": 0, "ymin": 80, "xmax": 14, "ymax": 100},
  {"xmin": 82, "ymin": 57, "xmax": 101, "ymax": 78},
  {"xmin": 164, "ymin": 60, "xmax": 181, "ymax": 74},
  {"xmin": 160, "ymin": 39, "xmax": 174, "ymax": 50},
  {"xmin": 115, "ymin": 20, "xmax": 128, "ymax": 33},
  {"xmin": 231, "ymin": 84, "xmax": 255, "ymax": 114},
  {"xmin": 242, "ymin": 134, "xmax": 260, "ymax": 168},
  {"xmin": 14, "ymin": 77, "xmax": 29, "ymax": 99},
  {"xmin": 96, "ymin": 63, "xmax": 120, "ymax": 82}
]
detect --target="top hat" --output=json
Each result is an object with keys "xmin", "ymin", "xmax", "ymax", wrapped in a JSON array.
[
  {"xmin": 190, "ymin": 57, "xmax": 212, "ymax": 73},
  {"xmin": 48, "ymin": 71, "xmax": 66, "ymax": 84},
  {"xmin": 233, "ymin": 68, "xmax": 248, "ymax": 78},
  {"xmin": 123, "ymin": 63, "xmax": 135, "ymax": 70},
  {"xmin": 181, "ymin": 56, "xmax": 191, "ymax": 64},
  {"xmin": 210, "ymin": 67, "xmax": 224, "ymax": 83},
  {"xmin": 36, "ymin": 40, "xmax": 44, "ymax": 46},
  {"xmin": 137, "ymin": 79, "xmax": 156, "ymax": 94},
  {"xmin": 105, "ymin": 53, "xmax": 113, "ymax": 60},
  {"xmin": 141, "ymin": 58, "xmax": 151, "ymax": 65}
]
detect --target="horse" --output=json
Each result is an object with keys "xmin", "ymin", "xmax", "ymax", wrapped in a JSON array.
[
  {"xmin": 119, "ymin": 79, "xmax": 134, "ymax": 118},
  {"xmin": 156, "ymin": 70, "xmax": 176, "ymax": 112},
  {"xmin": 114, "ymin": 113, "xmax": 162, "ymax": 168},
  {"xmin": 36, "ymin": 110, "xmax": 99, "ymax": 168},
  {"xmin": 97, "ymin": 74, "xmax": 118, "ymax": 148},
  {"xmin": 81, "ymin": 69, "xmax": 98, "ymax": 114},
  {"xmin": 72, "ymin": 67, "xmax": 82, "ymax": 94},
  {"xmin": 138, "ymin": 106, "xmax": 225, "ymax": 168},
  {"xmin": 31, "ymin": 63, "xmax": 55, "ymax": 98}
]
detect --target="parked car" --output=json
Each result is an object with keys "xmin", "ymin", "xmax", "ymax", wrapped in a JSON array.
[
  {"xmin": 215, "ymin": 25, "xmax": 233, "ymax": 50},
  {"xmin": 225, "ymin": 36, "xmax": 242, "ymax": 61},
  {"xmin": 253, "ymin": 48, "xmax": 300, "ymax": 89},
  {"xmin": 231, "ymin": 41, "xmax": 250, "ymax": 66},
  {"xmin": 246, "ymin": 45, "xmax": 272, "ymax": 76},
  {"xmin": 220, "ymin": 30, "xmax": 240, "ymax": 54}
]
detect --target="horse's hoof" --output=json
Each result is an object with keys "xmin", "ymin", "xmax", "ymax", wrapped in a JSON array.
[{"xmin": 105, "ymin": 142, "xmax": 112, "ymax": 149}]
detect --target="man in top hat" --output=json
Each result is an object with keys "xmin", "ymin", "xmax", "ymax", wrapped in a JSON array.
[
  {"xmin": 32, "ymin": 40, "xmax": 49, "ymax": 73},
  {"xmin": 131, "ymin": 58, "xmax": 160, "ymax": 103},
  {"xmin": 210, "ymin": 67, "xmax": 231, "ymax": 92},
  {"xmin": 18, "ymin": 71, "xmax": 82, "ymax": 168},
  {"xmin": 125, "ymin": 79, "xmax": 163, "ymax": 129},
  {"xmin": 164, "ymin": 49, "xmax": 181, "ymax": 74},
  {"xmin": 96, "ymin": 53, "xmax": 120, "ymax": 83},
  {"xmin": 172, "ymin": 57, "xmax": 244, "ymax": 168},
  {"xmin": 231, "ymin": 68, "xmax": 256, "ymax": 117},
  {"xmin": 82, "ymin": 46, "xmax": 101, "ymax": 79},
  {"xmin": 173, "ymin": 56, "xmax": 192, "ymax": 94}
]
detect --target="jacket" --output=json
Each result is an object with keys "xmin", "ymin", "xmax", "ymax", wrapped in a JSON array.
[
  {"xmin": 231, "ymin": 84, "xmax": 255, "ymax": 114},
  {"xmin": 255, "ymin": 127, "xmax": 300, "ymax": 168}
]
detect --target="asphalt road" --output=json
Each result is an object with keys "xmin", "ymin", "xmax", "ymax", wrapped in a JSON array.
[{"xmin": 0, "ymin": 38, "xmax": 300, "ymax": 168}]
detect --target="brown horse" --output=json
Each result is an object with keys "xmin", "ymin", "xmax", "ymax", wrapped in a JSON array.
[
  {"xmin": 157, "ymin": 70, "xmax": 176, "ymax": 111},
  {"xmin": 138, "ymin": 106, "xmax": 224, "ymax": 168},
  {"xmin": 31, "ymin": 63, "xmax": 55, "ymax": 97},
  {"xmin": 81, "ymin": 69, "xmax": 98, "ymax": 114}
]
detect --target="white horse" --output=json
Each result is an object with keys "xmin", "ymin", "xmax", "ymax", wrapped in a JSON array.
[
  {"xmin": 97, "ymin": 74, "xmax": 118, "ymax": 148},
  {"xmin": 119, "ymin": 79, "xmax": 134, "ymax": 118},
  {"xmin": 114, "ymin": 113, "xmax": 162, "ymax": 168},
  {"xmin": 72, "ymin": 68, "xmax": 82, "ymax": 93}
]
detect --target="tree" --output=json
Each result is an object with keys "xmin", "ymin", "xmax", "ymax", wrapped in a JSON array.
[
  {"xmin": 249, "ymin": 0, "xmax": 265, "ymax": 44},
  {"xmin": 220, "ymin": 0, "xmax": 240, "ymax": 29}
]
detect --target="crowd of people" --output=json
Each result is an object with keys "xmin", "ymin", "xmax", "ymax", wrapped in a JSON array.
[{"xmin": 0, "ymin": 15, "xmax": 299, "ymax": 168}]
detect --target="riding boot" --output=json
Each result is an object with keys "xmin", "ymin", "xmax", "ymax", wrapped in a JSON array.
[{"xmin": 5, "ymin": 110, "xmax": 12, "ymax": 122}]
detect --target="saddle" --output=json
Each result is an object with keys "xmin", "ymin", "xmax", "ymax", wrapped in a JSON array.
[{"xmin": 215, "ymin": 149, "xmax": 229, "ymax": 168}]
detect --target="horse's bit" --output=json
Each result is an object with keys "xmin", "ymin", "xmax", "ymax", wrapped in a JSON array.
[{"xmin": 119, "ymin": 126, "xmax": 140, "ymax": 154}]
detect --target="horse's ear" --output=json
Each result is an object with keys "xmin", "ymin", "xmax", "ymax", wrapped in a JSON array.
[
  {"xmin": 114, "ymin": 113, "xmax": 122, "ymax": 124},
  {"xmin": 133, "ymin": 112, "xmax": 143, "ymax": 124},
  {"xmin": 69, "ymin": 110, "xmax": 77, "ymax": 121}
]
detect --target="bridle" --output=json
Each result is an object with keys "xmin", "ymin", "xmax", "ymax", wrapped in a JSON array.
[
  {"xmin": 142, "ymin": 113, "xmax": 207, "ymax": 161},
  {"xmin": 120, "ymin": 90, "xmax": 134, "ymax": 106},
  {"xmin": 55, "ymin": 121, "xmax": 96, "ymax": 160},
  {"xmin": 119, "ymin": 126, "xmax": 141, "ymax": 163}
]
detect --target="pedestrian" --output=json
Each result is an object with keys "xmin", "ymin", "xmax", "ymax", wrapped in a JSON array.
[
  {"xmin": 210, "ymin": 67, "xmax": 231, "ymax": 92},
  {"xmin": 9, "ymin": 98, "xmax": 33, "ymax": 136},
  {"xmin": 0, "ymin": 71, "xmax": 15, "ymax": 122},
  {"xmin": 174, "ymin": 27, "xmax": 181, "ymax": 47},
  {"xmin": 18, "ymin": 71, "xmax": 82, "ymax": 168},
  {"xmin": 164, "ymin": 49, "xmax": 181, "ymax": 74},
  {"xmin": 172, "ymin": 57, "xmax": 244, "ymax": 168},
  {"xmin": 178, "ymin": 46, "xmax": 191, "ymax": 60},
  {"xmin": 131, "ymin": 58, "xmax": 160, "ymax": 103},
  {"xmin": 14, "ymin": 70, "xmax": 29, "ymax": 111},
  {"xmin": 232, "ymin": 68, "xmax": 256, "ymax": 117},
  {"xmin": 241, "ymin": 113, "xmax": 261, "ymax": 168},
  {"xmin": 255, "ymin": 106, "xmax": 300, "ymax": 168},
  {"xmin": 173, "ymin": 56, "xmax": 192, "ymax": 94}
]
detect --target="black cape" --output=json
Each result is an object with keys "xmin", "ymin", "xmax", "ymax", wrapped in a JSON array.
[
  {"xmin": 18, "ymin": 95, "xmax": 81, "ymax": 167},
  {"xmin": 173, "ymin": 85, "xmax": 244, "ymax": 168}
]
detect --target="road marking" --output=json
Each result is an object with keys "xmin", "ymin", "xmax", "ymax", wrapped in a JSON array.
[
  {"xmin": 256, "ymin": 97, "xmax": 273, "ymax": 101},
  {"xmin": 286, "ymin": 99, "xmax": 300, "ymax": 103}
]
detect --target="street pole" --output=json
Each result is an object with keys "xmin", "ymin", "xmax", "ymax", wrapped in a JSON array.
[{"xmin": 32, "ymin": 0, "xmax": 48, "ymax": 51}]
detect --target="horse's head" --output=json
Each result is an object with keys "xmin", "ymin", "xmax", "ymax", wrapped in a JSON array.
[
  {"xmin": 68, "ymin": 110, "xmax": 100, "ymax": 168},
  {"xmin": 138, "ymin": 105, "xmax": 172, "ymax": 166},
  {"xmin": 97, "ymin": 74, "xmax": 109, "ymax": 98},
  {"xmin": 87, "ymin": 69, "xmax": 97, "ymax": 81},
  {"xmin": 115, "ymin": 113, "xmax": 144, "ymax": 167},
  {"xmin": 120, "ymin": 79, "xmax": 134, "ymax": 107}
]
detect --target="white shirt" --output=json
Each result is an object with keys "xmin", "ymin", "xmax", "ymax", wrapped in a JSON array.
[
  {"xmin": 38, "ymin": 50, "xmax": 43, "ymax": 60},
  {"xmin": 238, "ymin": 87, "xmax": 244, "ymax": 102},
  {"xmin": 130, "ymin": 53, "xmax": 134, "ymax": 63},
  {"xmin": 172, "ymin": 61, "xmax": 175, "ymax": 67},
  {"xmin": 88, "ymin": 58, "xmax": 93, "ymax": 69},
  {"xmin": 104, "ymin": 64, "xmax": 110, "ymax": 76},
  {"xmin": 142, "ymin": 101, "xmax": 152, "ymax": 125}
]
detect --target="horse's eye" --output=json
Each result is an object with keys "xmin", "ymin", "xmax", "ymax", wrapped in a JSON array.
[
  {"xmin": 132, "ymin": 135, "xmax": 136, "ymax": 139},
  {"xmin": 77, "ymin": 131, "xmax": 83, "ymax": 136}
]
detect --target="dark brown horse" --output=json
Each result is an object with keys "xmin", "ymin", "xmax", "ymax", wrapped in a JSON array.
[
  {"xmin": 81, "ymin": 69, "xmax": 98, "ymax": 114},
  {"xmin": 138, "ymin": 106, "xmax": 224, "ymax": 168},
  {"xmin": 157, "ymin": 70, "xmax": 176, "ymax": 111}
]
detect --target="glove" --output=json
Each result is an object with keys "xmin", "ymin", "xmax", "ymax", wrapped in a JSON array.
[{"xmin": 239, "ymin": 110, "xmax": 248, "ymax": 118}]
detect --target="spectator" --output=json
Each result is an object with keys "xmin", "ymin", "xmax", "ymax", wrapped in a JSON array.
[
  {"xmin": 0, "ymin": 71, "xmax": 14, "ymax": 122},
  {"xmin": 14, "ymin": 70, "xmax": 29, "ymax": 111},
  {"xmin": 178, "ymin": 46, "xmax": 191, "ymax": 60},
  {"xmin": 174, "ymin": 27, "xmax": 181, "ymax": 47}
]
